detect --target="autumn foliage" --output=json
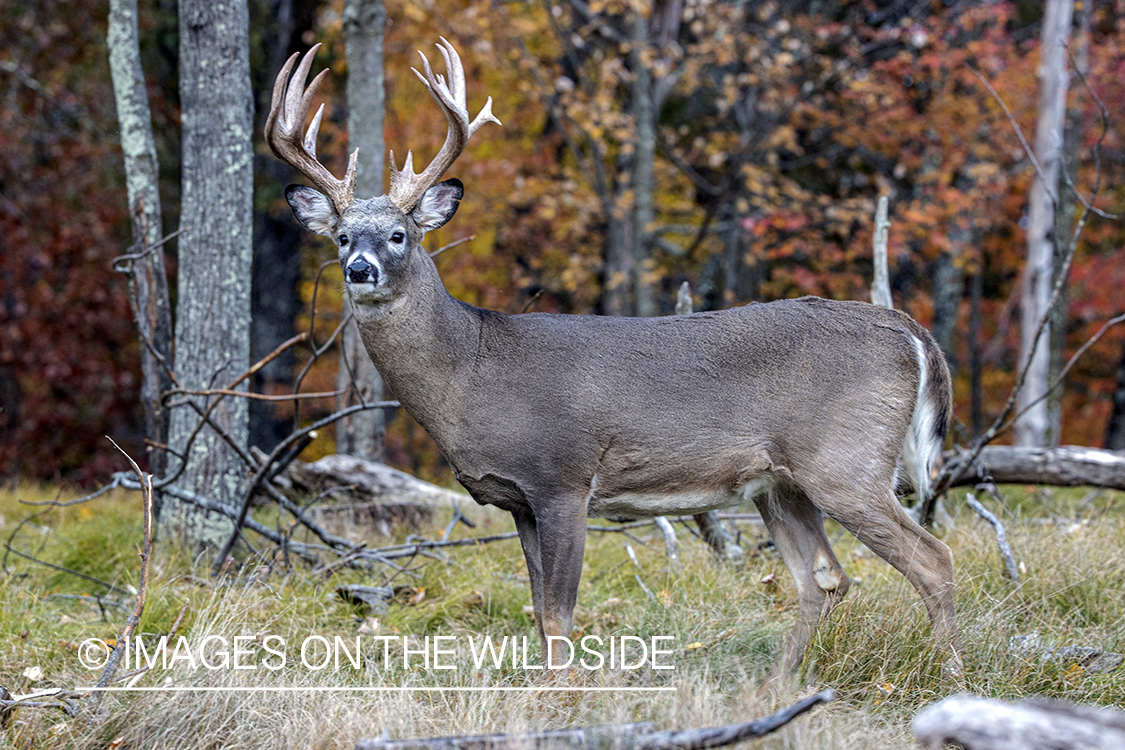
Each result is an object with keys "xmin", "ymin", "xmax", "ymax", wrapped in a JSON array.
[{"xmin": 2, "ymin": 0, "xmax": 1124, "ymax": 485}]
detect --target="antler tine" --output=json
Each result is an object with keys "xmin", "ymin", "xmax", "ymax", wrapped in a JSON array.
[
  {"xmin": 436, "ymin": 37, "xmax": 465, "ymax": 109},
  {"xmin": 265, "ymin": 44, "xmax": 356, "ymax": 214},
  {"xmin": 304, "ymin": 103, "xmax": 325, "ymax": 158},
  {"xmin": 388, "ymin": 39, "xmax": 501, "ymax": 212},
  {"xmin": 286, "ymin": 45, "xmax": 321, "ymax": 125}
]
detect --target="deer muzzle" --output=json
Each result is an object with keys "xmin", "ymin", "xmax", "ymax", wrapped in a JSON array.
[{"xmin": 346, "ymin": 257, "xmax": 379, "ymax": 285}]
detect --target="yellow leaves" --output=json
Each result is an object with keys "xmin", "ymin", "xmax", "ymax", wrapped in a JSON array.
[
  {"xmin": 874, "ymin": 682, "xmax": 896, "ymax": 703},
  {"xmin": 966, "ymin": 162, "xmax": 1001, "ymax": 183},
  {"xmin": 767, "ymin": 124, "xmax": 801, "ymax": 154},
  {"xmin": 402, "ymin": 4, "xmax": 429, "ymax": 24}
]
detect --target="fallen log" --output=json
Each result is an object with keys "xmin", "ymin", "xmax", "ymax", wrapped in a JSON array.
[
  {"xmin": 354, "ymin": 689, "xmax": 833, "ymax": 750},
  {"xmin": 943, "ymin": 445, "xmax": 1125, "ymax": 491},
  {"xmin": 272, "ymin": 454, "xmax": 476, "ymax": 535},
  {"xmin": 281, "ymin": 454, "xmax": 471, "ymax": 507},
  {"xmin": 913, "ymin": 694, "xmax": 1125, "ymax": 750}
]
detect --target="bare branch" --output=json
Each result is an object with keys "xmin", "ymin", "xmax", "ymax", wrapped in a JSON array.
[
  {"xmin": 966, "ymin": 492, "xmax": 1019, "ymax": 582},
  {"xmin": 87, "ymin": 439, "xmax": 154, "ymax": 716}
]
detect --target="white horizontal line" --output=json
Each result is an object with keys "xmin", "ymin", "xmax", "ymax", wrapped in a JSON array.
[{"xmin": 74, "ymin": 686, "xmax": 676, "ymax": 693}]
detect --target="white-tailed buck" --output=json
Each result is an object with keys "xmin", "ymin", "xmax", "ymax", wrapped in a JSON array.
[{"xmin": 267, "ymin": 39, "xmax": 957, "ymax": 673}]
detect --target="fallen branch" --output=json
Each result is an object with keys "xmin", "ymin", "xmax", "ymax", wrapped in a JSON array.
[
  {"xmin": 370, "ymin": 531, "xmax": 521, "ymax": 559},
  {"xmin": 943, "ymin": 446, "xmax": 1125, "ymax": 491},
  {"xmin": 108, "ymin": 597, "xmax": 190, "ymax": 688},
  {"xmin": 965, "ymin": 492, "xmax": 1019, "ymax": 581},
  {"xmin": 354, "ymin": 689, "xmax": 834, "ymax": 750},
  {"xmin": 2, "ymin": 540, "xmax": 131, "ymax": 598},
  {"xmin": 914, "ymin": 694, "xmax": 1125, "ymax": 750},
  {"xmin": 653, "ymin": 516, "xmax": 680, "ymax": 570}
]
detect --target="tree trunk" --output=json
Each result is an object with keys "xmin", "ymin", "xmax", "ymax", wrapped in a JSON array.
[
  {"xmin": 337, "ymin": 0, "xmax": 387, "ymax": 462},
  {"xmin": 166, "ymin": 0, "xmax": 254, "ymax": 546},
  {"xmin": 107, "ymin": 0, "xmax": 174, "ymax": 480},
  {"xmin": 970, "ymin": 268, "xmax": 985, "ymax": 438},
  {"xmin": 931, "ymin": 251, "xmax": 963, "ymax": 374},
  {"xmin": 630, "ymin": 9, "xmax": 657, "ymax": 318},
  {"xmin": 1047, "ymin": 0, "xmax": 1088, "ymax": 447},
  {"xmin": 250, "ymin": 204, "xmax": 301, "ymax": 451},
  {"xmin": 1015, "ymin": 0, "xmax": 1073, "ymax": 448},
  {"xmin": 248, "ymin": 0, "xmax": 318, "ymax": 454},
  {"xmin": 1105, "ymin": 344, "xmax": 1125, "ymax": 450},
  {"xmin": 603, "ymin": 196, "xmax": 633, "ymax": 317}
]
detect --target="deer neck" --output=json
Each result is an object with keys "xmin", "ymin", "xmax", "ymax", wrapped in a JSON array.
[{"xmin": 349, "ymin": 248, "xmax": 481, "ymax": 431}]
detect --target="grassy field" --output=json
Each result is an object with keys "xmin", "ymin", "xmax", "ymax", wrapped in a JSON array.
[{"xmin": 1, "ymin": 481, "xmax": 1122, "ymax": 749}]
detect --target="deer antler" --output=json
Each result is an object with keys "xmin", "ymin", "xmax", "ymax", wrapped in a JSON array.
[
  {"xmin": 265, "ymin": 43, "xmax": 357, "ymax": 215},
  {"xmin": 388, "ymin": 37, "xmax": 501, "ymax": 212}
]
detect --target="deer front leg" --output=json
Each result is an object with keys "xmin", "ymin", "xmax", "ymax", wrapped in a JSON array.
[
  {"xmin": 528, "ymin": 500, "xmax": 587, "ymax": 669},
  {"xmin": 513, "ymin": 509, "xmax": 545, "ymax": 639}
]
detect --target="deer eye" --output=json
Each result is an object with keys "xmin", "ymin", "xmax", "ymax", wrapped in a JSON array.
[
  {"xmin": 338, "ymin": 234, "xmax": 349, "ymax": 245},
  {"xmin": 390, "ymin": 232, "xmax": 405, "ymax": 244}
]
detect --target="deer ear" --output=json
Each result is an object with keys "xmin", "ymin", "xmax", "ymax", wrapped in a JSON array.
[
  {"xmin": 285, "ymin": 185, "xmax": 339, "ymax": 237},
  {"xmin": 412, "ymin": 179, "xmax": 464, "ymax": 231}
]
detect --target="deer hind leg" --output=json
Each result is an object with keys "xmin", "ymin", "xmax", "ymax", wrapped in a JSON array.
[
  {"xmin": 819, "ymin": 488, "xmax": 957, "ymax": 652},
  {"xmin": 753, "ymin": 484, "xmax": 851, "ymax": 673}
]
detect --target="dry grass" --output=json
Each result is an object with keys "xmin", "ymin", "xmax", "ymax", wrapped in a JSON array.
[{"xmin": 1, "ymin": 482, "xmax": 1122, "ymax": 749}]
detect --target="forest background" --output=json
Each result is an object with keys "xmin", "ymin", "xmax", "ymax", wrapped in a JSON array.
[{"xmin": 2, "ymin": 0, "xmax": 1124, "ymax": 488}]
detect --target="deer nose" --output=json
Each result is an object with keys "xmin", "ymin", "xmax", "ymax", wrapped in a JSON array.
[{"xmin": 346, "ymin": 259, "xmax": 377, "ymax": 284}]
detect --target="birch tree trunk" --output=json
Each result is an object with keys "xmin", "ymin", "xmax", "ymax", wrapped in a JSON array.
[
  {"xmin": 107, "ymin": 0, "xmax": 174, "ymax": 482},
  {"xmin": 1047, "ymin": 0, "xmax": 1087, "ymax": 446},
  {"xmin": 166, "ymin": 0, "xmax": 254, "ymax": 545},
  {"xmin": 336, "ymin": 0, "xmax": 387, "ymax": 462},
  {"xmin": 1015, "ymin": 0, "xmax": 1073, "ymax": 448}
]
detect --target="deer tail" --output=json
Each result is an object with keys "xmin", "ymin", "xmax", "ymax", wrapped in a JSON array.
[{"xmin": 901, "ymin": 328, "xmax": 953, "ymax": 505}]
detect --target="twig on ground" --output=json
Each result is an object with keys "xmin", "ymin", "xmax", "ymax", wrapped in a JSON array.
[
  {"xmin": 966, "ymin": 491, "xmax": 1020, "ymax": 582},
  {"xmin": 42, "ymin": 593, "xmax": 130, "ymax": 614},
  {"xmin": 654, "ymin": 516, "xmax": 680, "ymax": 570},
  {"xmin": 353, "ymin": 689, "xmax": 834, "ymax": 750},
  {"xmin": 87, "ymin": 440, "xmax": 155, "ymax": 717},
  {"xmin": 2, "ymin": 541, "xmax": 131, "ymax": 598},
  {"xmin": 111, "ymin": 598, "xmax": 191, "ymax": 688}
]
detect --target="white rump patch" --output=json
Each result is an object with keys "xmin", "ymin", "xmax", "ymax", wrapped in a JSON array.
[{"xmin": 900, "ymin": 335, "xmax": 939, "ymax": 503}]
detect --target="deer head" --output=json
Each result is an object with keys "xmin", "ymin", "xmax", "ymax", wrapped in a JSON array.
[{"xmin": 265, "ymin": 38, "xmax": 500, "ymax": 306}]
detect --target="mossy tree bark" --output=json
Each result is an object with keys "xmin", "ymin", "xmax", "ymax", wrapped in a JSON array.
[{"xmin": 107, "ymin": 0, "xmax": 174, "ymax": 482}]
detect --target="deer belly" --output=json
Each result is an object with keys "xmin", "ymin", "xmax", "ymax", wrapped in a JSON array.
[{"xmin": 586, "ymin": 488, "xmax": 739, "ymax": 519}]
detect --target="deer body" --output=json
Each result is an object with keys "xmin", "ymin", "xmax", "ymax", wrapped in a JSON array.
[{"xmin": 268, "ymin": 40, "xmax": 958, "ymax": 674}]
